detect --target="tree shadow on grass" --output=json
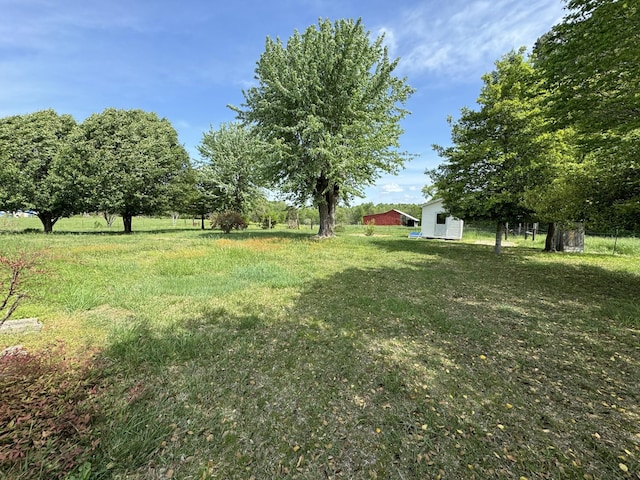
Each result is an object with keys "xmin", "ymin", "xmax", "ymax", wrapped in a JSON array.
[
  {"xmin": 281, "ymin": 257, "xmax": 640, "ymax": 478},
  {"xmin": 94, "ymin": 248, "xmax": 640, "ymax": 479}
]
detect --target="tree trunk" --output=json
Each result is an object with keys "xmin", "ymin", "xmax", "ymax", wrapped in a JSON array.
[
  {"xmin": 122, "ymin": 214, "xmax": 133, "ymax": 234},
  {"xmin": 317, "ymin": 202, "xmax": 334, "ymax": 237},
  {"xmin": 103, "ymin": 212, "xmax": 115, "ymax": 228},
  {"xmin": 317, "ymin": 185, "xmax": 338, "ymax": 238},
  {"xmin": 201, "ymin": 214, "xmax": 205, "ymax": 230},
  {"xmin": 493, "ymin": 221, "xmax": 505, "ymax": 254},
  {"xmin": 544, "ymin": 222, "xmax": 557, "ymax": 252},
  {"xmin": 38, "ymin": 213, "xmax": 57, "ymax": 234}
]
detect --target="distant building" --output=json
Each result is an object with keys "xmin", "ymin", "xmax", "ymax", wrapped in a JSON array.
[
  {"xmin": 421, "ymin": 198, "xmax": 464, "ymax": 240},
  {"xmin": 363, "ymin": 209, "xmax": 420, "ymax": 227}
]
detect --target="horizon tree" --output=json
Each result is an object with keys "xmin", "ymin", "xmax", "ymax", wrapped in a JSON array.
[
  {"xmin": 232, "ymin": 18, "xmax": 414, "ymax": 238},
  {"xmin": 0, "ymin": 110, "xmax": 78, "ymax": 233},
  {"xmin": 67, "ymin": 108, "xmax": 191, "ymax": 233}
]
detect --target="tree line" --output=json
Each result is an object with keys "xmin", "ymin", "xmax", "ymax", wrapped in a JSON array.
[
  {"xmin": 0, "ymin": 106, "xmax": 420, "ymax": 233},
  {"xmin": 428, "ymin": 0, "xmax": 638, "ymax": 252},
  {"xmin": 0, "ymin": 109, "xmax": 191, "ymax": 233}
]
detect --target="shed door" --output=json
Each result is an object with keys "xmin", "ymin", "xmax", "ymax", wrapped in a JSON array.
[{"xmin": 435, "ymin": 213, "xmax": 447, "ymax": 237}]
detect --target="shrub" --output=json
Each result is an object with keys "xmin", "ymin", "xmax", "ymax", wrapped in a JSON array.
[
  {"xmin": 211, "ymin": 211, "xmax": 248, "ymax": 233},
  {"xmin": 364, "ymin": 219, "xmax": 375, "ymax": 236},
  {"xmin": 0, "ymin": 250, "xmax": 40, "ymax": 326},
  {"xmin": 0, "ymin": 343, "xmax": 102, "ymax": 479}
]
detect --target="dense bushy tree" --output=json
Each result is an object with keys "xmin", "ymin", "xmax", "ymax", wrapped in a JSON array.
[
  {"xmin": 233, "ymin": 18, "xmax": 414, "ymax": 238},
  {"xmin": 535, "ymin": 0, "xmax": 639, "ymax": 136},
  {"xmin": 535, "ymin": 0, "xmax": 640, "ymax": 229},
  {"xmin": 197, "ymin": 123, "xmax": 266, "ymax": 215},
  {"xmin": 0, "ymin": 110, "xmax": 77, "ymax": 233},
  {"xmin": 430, "ymin": 50, "xmax": 557, "ymax": 253},
  {"xmin": 66, "ymin": 108, "xmax": 191, "ymax": 233}
]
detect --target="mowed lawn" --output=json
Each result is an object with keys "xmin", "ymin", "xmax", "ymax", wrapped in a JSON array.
[{"xmin": 1, "ymin": 217, "xmax": 639, "ymax": 479}]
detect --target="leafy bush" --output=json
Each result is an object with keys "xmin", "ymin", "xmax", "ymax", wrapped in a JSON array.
[
  {"xmin": 364, "ymin": 219, "xmax": 375, "ymax": 236},
  {"xmin": 210, "ymin": 211, "xmax": 248, "ymax": 233},
  {"xmin": 0, "ymin": 343, "xmax": 102, "ymax": 479}
]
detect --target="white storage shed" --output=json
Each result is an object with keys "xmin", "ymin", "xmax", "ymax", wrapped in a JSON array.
[{"xmin": 421, "ymin": 198, "xmax": 464, "ymax": 240}]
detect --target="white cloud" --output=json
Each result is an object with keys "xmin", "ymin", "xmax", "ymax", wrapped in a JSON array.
[
  {"xmin": 381, "ymin": 183, "xmax": 404, "ymax": 194},
  {"xmin": 381, "ymin": 0, "xmax": 565, "ymax": 79}
]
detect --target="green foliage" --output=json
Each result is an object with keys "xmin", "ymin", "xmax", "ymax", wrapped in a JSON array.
[
  {"xmin": 364, "ymin": 219, "xmax": 375, "ymax": 236},
  {"xmin": 183, "ymin": 165, "xmax": 223, "ymax": 225},
  {"xmin": 430, "ymin": 50, "xmax": 568, "ymax": 251},
  {"xmin": 211, "ymin": 211, "xmax": 248, "ymax": 233},
  {"xmin": 233, "ymin": 18, "xmax": 414, "ymax": 237},
  {"xmin": 65, "ymin": 108, "xmax": 191, "ymax": 233},
  {"xmin": 535, "ymin": 0, "xmax": 639, "ymax": 136},
  {"xmin": 534, "ymin": 0, "xmax": 640, "ymax": 230},
  {"xmin": 0, "ymin": 343, "xmax": 101, "ymax": 479},
  {"xmin": 64, "ymin": 462, "xmax": 93, "ymax": 480},
  {"xmin": 0, "ymin": 110, "xmax": 78, "ymax": 233},
  {"xmin": 197, "ymin": 123, "xmax": 267, "ymax": 215},
  {"xmin": 260, "ymin": 215, "xmax": 277, "ymax": 229}
]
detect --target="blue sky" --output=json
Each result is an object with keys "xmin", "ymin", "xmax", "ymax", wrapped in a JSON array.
[{"xmin": 1, "ymin": 0, "xmax": 566, "ymax": 205}]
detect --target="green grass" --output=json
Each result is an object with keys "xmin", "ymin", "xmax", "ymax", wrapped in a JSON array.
[{"xmin": 1, "ymin": 217, "xmax": 639, "ymax": 479}]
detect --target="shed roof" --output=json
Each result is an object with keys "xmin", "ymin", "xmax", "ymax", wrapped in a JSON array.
[
  {"xmin": 391, "ymin": 209, "xmax": 420, "ymax": 222},
  {"xmin": 421, "ymin": 197, "xmax": 444, "ymax": 208}
]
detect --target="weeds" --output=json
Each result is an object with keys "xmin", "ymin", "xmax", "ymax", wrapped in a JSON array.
[
  {"xmin": 0, "ymin": 342, "xmax": 102, "ymax": 479},
  {"xmin": 364, "ymin": 219, "xmax": 376, "ymax": 236},
  {"xmin": 0, "ymin": 251, "xmax": 39, "ymax": 326}
]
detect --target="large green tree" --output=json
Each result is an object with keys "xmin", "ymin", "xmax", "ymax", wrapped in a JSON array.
[
  {"xmin": 534, "ymin": 0, "xmax": 640, "ymax": 228},
  {"xmin": 0, "ymin": 110, "xmax": 78, "ymax": 233},
  {"xmin": 197, "ymin": 122, "xmax": 266, "ymax": 215},
  {"xmin": 430, "ymin": 50, "xmax": 557, "ymax": 253},
  {"xmin": 535, "ymin": 0, "xmax": 639, "ymax": 136},
  {"xmin": 232, "ymin": 18, "xmax": 414, "ymax": 237},
  {"xmin": 68, "ymin": 108, "xmax": 191, "ymax": 233}
]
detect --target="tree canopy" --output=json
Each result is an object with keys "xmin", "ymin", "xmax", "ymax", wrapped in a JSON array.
[
  {"xmin": 534, "ymin": 0, "xmax": 640, "ymax": 230},
  {"xmin": 535, "ymin": 0, "xmax": 639, "ymax": 137},
  {"xmin": 232, "ymin": 18, "xmax": 414, "ymax": 237},
  {"xmin": 197, "ymin": 122, "xmax": 266, "ymax": 215},
  {"xmin": 0, "ymin": 110, "xmax": 77, "ymax": 233},
  {"xmin": 430, "ymin": 50, "xmax": 559, "ymax": 253},
  {"xmin": 67, "ymin": 108, "xmax": 191, "ymax": 233}
]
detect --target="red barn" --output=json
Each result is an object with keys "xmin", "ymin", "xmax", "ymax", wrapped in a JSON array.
[{"xmin": 362, "ymin": 209, "xmax": 420, "ymax": 227}]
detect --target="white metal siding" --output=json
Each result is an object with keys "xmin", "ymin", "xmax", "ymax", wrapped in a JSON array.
[{"xmin": 420, "ymin": 199, "xmax": 464, "ymax": 240}]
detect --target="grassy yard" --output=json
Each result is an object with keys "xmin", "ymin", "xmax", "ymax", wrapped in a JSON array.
[{"xmin": 1, "ymin": 217, "xmax": 639, "ymax": 479}]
